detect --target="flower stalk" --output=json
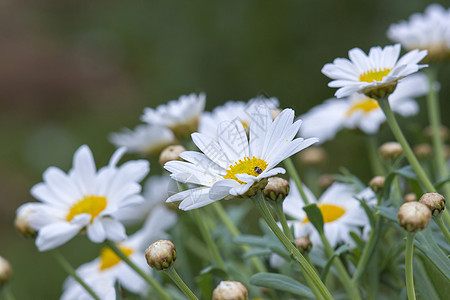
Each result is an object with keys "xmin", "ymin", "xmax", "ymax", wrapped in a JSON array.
[
  {"xmin": 405, "ymin": 232, "xmax": 416, "ymax": 300},
  {"xmin": 164, "ymin": 266, "xmax": 199, "ymax": 300}
]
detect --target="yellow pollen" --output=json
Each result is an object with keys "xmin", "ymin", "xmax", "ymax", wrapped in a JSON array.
[
  {"xmin": 303, "ymin": 204, "xmax": 346, "ymax": 223},
  {"xmin": 241, "ymin": 121, "xmax": 250, "ymax": 132},
  {"xmin": 345, "ymin": 98, "xmax": 379, "ymax": 117},
  {"xmin": 359, "ymin": 68, "xmax": 392, "ymax": 82},
  {"xmin": 99, "ymin": 246, "xmax": 134, "ymax": 270},
  {"xmin": 223, "ymin": 156, "xmax": 268, "ymax": 184},
  {"xmin": 66, "ymin": 195, "xmax": 107, "ymax": 222}
]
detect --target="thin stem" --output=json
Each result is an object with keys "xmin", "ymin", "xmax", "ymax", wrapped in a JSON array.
[
  {"xmin": 436, "ymin": 216, "xmax": 450, "ymax": 243},
  {"xmin": 165, "ymin": 267, "xmax": 199, "ymax": 300},
  {"xmin": 105, "ymin": 240, "xmax": 171, "ymax": 300},
  {"xmin": 284, "ymin": 158, "xmax": 310, "ymax": 205},
  {"xmin": 51, "ymin": 249, "xmax": 101, "ymax": 300},
  {"xmin": 254, "ymin": 192, "xmax": 333, "ymax": 300},
  {"xmin": 405, "ymin": 232, "xmax": 417, "ymax": 300},
  {"xmin": 273, "ymin": 200, "xmax": 294, "ymax": 241},
  {"xmin": 2, "ymin": 285, "xmax": 15, "ymax": 300},
  {"xmin": 366, "ymin": 136, "xmax": 385, "ymax": 176}
]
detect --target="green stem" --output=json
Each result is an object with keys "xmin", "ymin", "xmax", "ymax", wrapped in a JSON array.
[
  {"xmin": 51, "ymin": 249, "xmax": 101, "ymax": 300},
  {"xmin": 273, "ymin": 200, "xmax": 294, "ymax": 241},
  {"xmin": 254, "ymin": 192, "xmax": 333, "ymax": 300},
  {"xmin": 436, "ymin": 215, "xmax": 450, "ymax": 243},
  {"xmin": 284, "ymin": 158, "xmax": 310, "ymax": 205},
  {"xmin": 105, "ymin": 240, "xmax": 171, "ymax": 300},
  {"xmin": 165, "ymin": 267, "xmax": 198, "ymax": 300},
  {"xmin": 1, "ymin": 285, "xmax": 15, "ymax": 300},
  {"xmin": 191, "ymin": 209, "xmax": 227, "ymax": 271},
  {"xmin": 405, "ymin": 232, "xmax": 416, "ymax": 300},
  {"xmin": 367, "ymin": 136, "xmax": 385, "ymax": 176}
]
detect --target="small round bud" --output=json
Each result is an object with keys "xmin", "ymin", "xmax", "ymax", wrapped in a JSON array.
[
  {"xmin": 413, "ymin": 144, "xmax": 432, "ymax": 160},
  {"xmin": 298, "ymin": 147, "xmax": 327, "ymax": 166},
  {"xmin": 14, "ymin": 203, "xmax": 37, "ymax": 238},
  {"xmin": 398, "ymin": 202, "xmax": 431, "ymax": 232},
  {"xmin": 212, "ymin": 281, "xmax": 248, "ymax": 300},
  {"xmin": 404, "ymin": 193, "xmax": 417, "ymax": 203},
  {"xmin": 424, "ymin": 125, "xmax": 449, "ymax": 142},
  {"xmin": 263, "ymin": 177, "xmax": 289, "ymax": 202},
  {"xmin": 271, "ymin": 109, "xmax": 281, "ymax": 120},
  {"xmin": 294, "ymin": 236, "xmax": 312, "ymax": 254},
  {"xmin": 369, "ymin": 176, "xmax": 385, "ymax": 193},
  {"xmin": 159, "ymin": 145, "xmax": 186, "ymax": 166},
  {"xmin": 145, "ymin": 240, "xmax": 176, "ymax": 270},
  {"xmin": 419, "ymin": 193, "xmax": 446, "ymax": 217},
  {"xmin": 379, "ymin": 142, "xmax": 403, "ymax": 160},
  {"xmin": 318, "ymin": 174, "xmax": 334, "ymax": 190},
  {"xmin": 0, "ymin": 256, "xmax": 12, "ymax": 287}
]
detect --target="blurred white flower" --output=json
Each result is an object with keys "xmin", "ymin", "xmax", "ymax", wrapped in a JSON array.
[
  {"xmin": 27, "ymin": 145, "xmax": 149, "ymax": 251},
  {"xmin": 165, "ymin": 107, "xmax": 318, "ymax": 210},
  {"xmin": 299, "ymin": 73, "xmax": 428, "ymax": 142},
  {"xmin": 322, "ymin": 44, "xmax": 427, "ymax": 98}
]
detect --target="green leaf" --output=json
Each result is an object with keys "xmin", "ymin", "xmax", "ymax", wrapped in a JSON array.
[
  {"xmin": 435, "ymin": 176, "xmax": 450, "ymax": 189},
  {"xmin": 415, "ymin": 227, "xmax": 450, "ymax": 280},
  {"xmin": 356, "ymin": 196, "xmax": 375, "ymax": 227},
  {"xmin": 303, "ymin": 204, "xmax": 324, "ymax": 234},
  {"xmin": 233, "ymin": 235, "xmax": 269, "ymax": 248},
  {"xmin": 320, "ymin": 244, "xmax": 350, "ymax": 281},
  {"xmin": 418, "ymin": 254, "xmax": 450, "ymax": 300},
  {"xmin": 199, "ymin": 265, "xmax": 228, "ymax": 279},
  {"xmin": 376, "ymin": 205, "xmax": 398, "ymax": 222},
  {"xmin": 250, "ymin": 273, "xmax": 314, "ymax": 299},
  {"xmin": 242, "ymin": 249, "xmax": 272, "ymax": 259},
  {"xmin": 395, "ymin": 165, "xmax": 418, "ymax": 180}
]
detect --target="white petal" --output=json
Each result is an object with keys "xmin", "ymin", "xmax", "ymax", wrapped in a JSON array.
[
  {"xmin": 87, "ymin": 218, "xmax": 106, "ymax": 243},
  {"xmin": 217, "ymin": 120, "xmax": 249, "ymax": 163},
  {"xmin": 72, "ymin": 145, "xmax": 97, "ymax": 194},
  {"xmin": 35, "ymin": 222, "xmax": 82, "ymax": 251},
  {"xmin": 102, "ymin": 219, "xmax": 127, "ymax": 242},
  {"xmin": 209, "ymin": 179, "xmax": 240, "ymax": 201}
]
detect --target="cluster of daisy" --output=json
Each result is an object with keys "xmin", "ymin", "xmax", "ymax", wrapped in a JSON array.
[{"xmin": 5, "ymin": 3, "xmax": 449, "ymax": 300}]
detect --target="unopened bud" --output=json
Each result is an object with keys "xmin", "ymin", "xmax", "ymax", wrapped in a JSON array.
[
  {"xmin": 318, "ymin": 174, "xmax": 334, "ymax": 190},
  {"xmin": 145, "ymin": 240, "xmax": 176, "ymax": 270},
  {"xmin": 413, "ymin": 144, "xmax": 432, "ymax": 160},
  {"xmin": 404, "ymin": 193, "xmax": 417, "ymax": 203},
  {"xmin": 379, "ymin": 142, "xmax": 403, "ymax": 160},
  {"xmin": 398, "ymin": 202, "xmax": 431, "ymax": 232},
  {"xmin": 298, "ymin": 147, "xmax": 327, "ymax": 166},
  {"xmin": 369, "ymin": 176, "xmax": 385, "ymax": 193},
  {"xmin": 294, "ymin": 236, "xmax": 312, "ymax": 254},
  {"xmin": 14, "ymin": 203, "xmax": 37, "ymax": 238},
  {"xmin": 263, "ymin": 177, "xmax": 289, "ymax": 202},
  {"xmin": 424, "ymin": 126, "xmax": 449, "ymax": 142},
  {"xmin": 419, "ymin": 193, "xmax": 446, "ymax": 217},
  {"xmin": 0, "ymin": 256, "xmax": 12, "ymax": 287},
  {"xmin": 159, "ymin": 145, "xmax": 186, "ymax": 166},
  {"xmin": 213, "ymin": 281, "xmax": 248, "ymax": 300}
]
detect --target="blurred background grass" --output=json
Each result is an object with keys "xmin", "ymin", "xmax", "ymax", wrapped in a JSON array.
[{"xmin": 1, "ymin": 0, "xmax": 449, "ymax": 298}]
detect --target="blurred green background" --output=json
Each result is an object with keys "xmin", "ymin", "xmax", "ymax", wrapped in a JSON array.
[{"xmin": 1, "ymin": 0, "xmax": 449, "ymax": 298}]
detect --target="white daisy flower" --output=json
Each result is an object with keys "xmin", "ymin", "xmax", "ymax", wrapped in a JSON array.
[
  {"xmin": 388, "ymin": 4, "xmax": 450, "ymax": 62},
  {"xmin": 299, "ymin": 73, "xmax": 428, "ymax": 142},
  {"xmin": 165, "ymin": 107, "xmax": 318, "ymax": 210},
  {"xmin": 283, "ymin": 180, "xmax": 373, "ymax": 248},
  {"xmin": 199, "ymin": 96, "xmax": 279, "ymax": 138},
  {"xmin": 27, "ymin": 145, "xmax": 150, "ymax": 251},
  {"xmin": 322, "ymin": 44, "xmax": 428, "ymax": 99},
  {"xmin": 109, "ymin": 124, "xmax": 176, "ymax": 156},
  {"xmin": 61, "ymin": 206, "xmax": 176, "ymax": 300},
  {"xmin": 141, "ymin": 93, "xmax": 206, "ymax": 137}
]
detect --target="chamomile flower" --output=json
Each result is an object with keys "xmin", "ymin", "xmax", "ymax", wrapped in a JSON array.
[
  {"xmin": 26, "ymin": 145, "xmax": 149, "ymax": 251},
  {"xmin": 283, "ymin": 180, "xmax": 374, "ymax": 248},
  {"xmin": 109, "ymin": 124, "xmax": 176, "ymax": 156},
  {"xmin": 322, "ymin": 44, "xmax": 428, "ymax": 99},
  {"xmin": 62, "ymin": 206, "xmax": 176, "ymax": 299},
  {"xmin": 299, "ymin": 73, "xmax": 428, "ymax": 142},
  {"xmin": 199, "ymin": 96, "xmax": 279, "ymax": 138},
  {"xmin": 141, "ymin": 93, "xmax": 206, "ymax": 138},
  {"xmin": 388, "ymin": 4, "xmax": 450, "ymax": 62},
  {"xmin": 165, "ymin": 107, "xmax": 318, "ymax": 210}
]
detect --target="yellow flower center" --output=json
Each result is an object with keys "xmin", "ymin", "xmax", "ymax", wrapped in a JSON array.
[
  {"xmin": 345, "ymin": 98, "xmax": 379, "ymax": 117},
  {"xmin": 303, "ymin": 204, "xmax": 346, "ymax": 223},
  {"xmin": 223, "ymin": 156, "xmax": 268, "ymax": 184},
  {"xmin": 99, "ymin": 246, "xmax": 134, "ymax": 271},
  {"xmin": 359, "ymin": 68, "xmax": 392, "ymax": 82},
  {"xmin": 66, "ymin": 195, "xmax": 107, "ymax": 222}
]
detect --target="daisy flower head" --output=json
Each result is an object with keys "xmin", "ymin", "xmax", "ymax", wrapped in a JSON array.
[
  {"xmin": 299, "ymin": 73, "xmax": 428, "ymax": 142},
  {"xmin": 283, "ymin": 180, "xmax": 374, "ymax": 248},
  {"xmin": 388, "ymin": 4, "xmax": 450, "ymax": 62},
  {"xmin": 109, "ymin": 124, "xmax": 176, "ymax": 156},
  {"xmin": 322, "ymin": 44, "xmax": 428, "ymax": 99},
  {"xmin": 26, "ymin": 145, "xmax": 150, "ymax": 251},
  {"xmin": 165, "ymin": 106, "xmax": 319, "ymax": 210},
  {"xmin": 199, "ymin": 96, "xmax": 279, "ymax": 138},
  {"xmin": 141, "ymin": 93, "xmax": 206, "ymax": 138}
]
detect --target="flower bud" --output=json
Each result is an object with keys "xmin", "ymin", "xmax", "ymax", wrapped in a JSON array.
[
  {"xmin": 413, "ymin": 144, "xmax": 432, "ymax": 160},
  {"xmin": 379, "ymin": 142, "xmax": 403, "ymax": 160},
  {"xmin": 318, "ymin": 174, "xmax": 334, "ymax": 190},
  {"xmin": 263, "ymin": 177, "xmax": 289, "ymax": 202},
  {"xmin": 212, "ymin": 281, "xmax": 248, "ymax": 300},
  {"xmin": 398, "ymin": 202, "xmax": 431, "ymax": 232},
  {"xmin": 297, "ymin": 147, "xmax": 327, "ymax": 166},
  {"xmin": 159, "ymin": 145, "xmax": 186, "ymax": 166},
  {"xmin": 369, "ymin": 176, "xmax": 385, "ymax": 193},
  {"xmin": 294, "ymin": 236, "xmax": 312, "ymax": 254},
  {"xmin": 404, "ymin": 193, "xmax": 417, "ymax": 203},
  {"xmin": 419, "ymin": 193, "xmax": 446, "ymax": 217},
  {"xmin": 0, "ymin": 256, "xmax": 12, "ymax": 287},
  {"xmin": 424, "ymin": 125, "xmax": 449, "ymax": 142},
  {"xmin": 14, "ymin": 203, "xmax": 37, "ymax": 238},
  {"xmin": 145, "ymin": 240, "xmax": 176, "ymax": 270}
]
